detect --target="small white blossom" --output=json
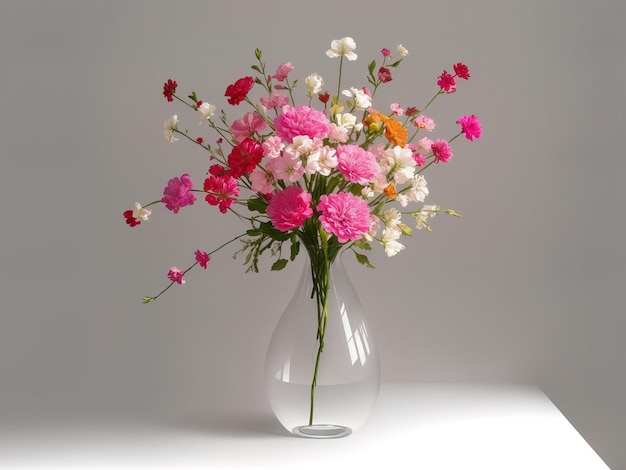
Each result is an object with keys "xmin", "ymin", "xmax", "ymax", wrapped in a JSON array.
[
  {"xmin": 381, "ymin": 227, "xmax": 405, "ymax": 257},
  {"xmin": 380, "ymin": 145, "xmax": 416, "ymax": 184},
  {"xmin": 342, "ymin": 87, "xmax": 372, "ymax": 109},
  {"xmin": 163, "ymin": 115, "xmax": 179, "ymax": 142},
  {"xmin": 326, "ymin": 37, "xmax": 357, "ymax": 61},
  {"xmin": 197, "ymin": 102, "xmax": 216, "ymax": 123},
  {"xmin": 306, "ymin": 146, "xmax": 337, "ymax": 176},
  {"xmin": 305, "ymin": 73, "xmax": 324, "ymax": 95},
  {"xmin": 415, "ymin": 204, "xmax": 439, "ymax": 231},
  {"xmin": 397, "ymin": 44, "xmax": 409, "ymax": 57},
  {"xmin": 406, "ymin": 175, "xmax": 429, "ymax": 204},
  {"xmin": 381, "ymin": 207, "xmax": 402, "ymax": 230},
  {"xmin": 335, "ymin": 112, "xmax": 358, "ymax": 130},
  {"xmin": 132, "ymin": 202, "xmax": 152, "ymax": 222}
]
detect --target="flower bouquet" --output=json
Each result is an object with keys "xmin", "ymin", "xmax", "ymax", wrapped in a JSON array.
[{"xmin": 124, "ymin": 37, "xmax": 481, "ymax": 437}]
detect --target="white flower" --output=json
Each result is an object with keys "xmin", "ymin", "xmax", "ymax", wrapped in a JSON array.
[
  {"xmin": 197, "ymin": 102, "xmax": 216, "ymax": 123},
  {"xmin": 305, "ymin": 73, "xmax": 324, "ymax": 95},
  {"xmin": 342, "ymin": 87, "xmax": 371, "ymax": 109},
  {"xmin": 380, "ymin": 145, "xmax": 416, "ymax": 184},
  {"xmin": 335, "ymin": 112, "xmax": 358, "ymax": 130},
  {"xmin": 292, "ymin": 136, "xmax": 320, "ymax": 155},
  {"xmin": 407, "ymin": 175, "xmax": 429, "ymax": 203},
  {"xmin": 381, "ymin": 227, "xmax": 405, "ymax": 257},
  {"xmin": 163, "ymin": 114, "xmax": 179, "ymax": 142},
  {"xmin": 306, "ymin": 146, "xmax": 337, "ymax": 176},
  {"xmin": 132, "ymin": 202, "xmax": 152, "ymax": 222},
  {"xmin": 415, "ymin": 204, "xmax": 439, "ymax": 231},
  {"xmin": 326, "ymin": 37, "xmax": 358, "ymax": 61},
  {"xmin": 397, "ymin": 44, "xmax": 409, "ymax": 57},
  {"xmin": 381, "ymin": 207, "xmax": 402, "ymax": 230}
]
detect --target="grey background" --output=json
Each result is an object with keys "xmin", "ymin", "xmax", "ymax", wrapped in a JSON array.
[{"xmin": 1, "ymin": 0, "xmax": 624, "ymax": 468}]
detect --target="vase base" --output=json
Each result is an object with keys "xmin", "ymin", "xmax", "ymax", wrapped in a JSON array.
[{"xmin": 292, "ymin": 424, "xmax": 352, "ymax": 439}]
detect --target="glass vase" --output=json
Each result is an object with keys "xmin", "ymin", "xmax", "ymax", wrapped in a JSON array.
[{"xmin": 264, "ymin": 251, "xmax": 380, "ymax": 438}]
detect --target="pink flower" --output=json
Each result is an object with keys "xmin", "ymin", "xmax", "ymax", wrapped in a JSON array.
[
  {"xmin": 453, "ymin": 62, "xmax": 470, "ymax": 80},
  {"xmin": 317, "ymin": 192, "xmax": 371, "ymax": 243},
  {"xmin": 431, "ymin": 139, "xmax": 453, "ymax": 163},
  {"xmin": 437, "ymin": 71, "xmax": 456, "ymax": 93},
  {"xmin": 194, "ymin": 250, "xmax": 211, "ymax": 269},
  {"xmin": 381, "ymin": 48, "xmax": 391, "ymax": 57},
  {"xmin": 378, "ymin": 67, "xmax": 393, "ymax": 83},
  {"xmin": 230, "ymin": 112, "xmax": 267, "ymax": 143},
  {"xmin": 390, "ymin": 102, "xmax": 404, "ymax": 116},
  {"xmin": 272, "ymin": 62, "xmax": 293, "ymax": 81},
  {"xmin": 413, "ymin": 152, "xmax": 426, "ymax": 166},
  {"xmin": 456, "ymin": 114, "xmax": 482, "ymax": 141},
  {"xmin": 336, "ymin": 144, "xmax": 380, "ymax": 185},
  {"xmin": 266, "ymin": 186, "xmax": 313, "ymax": 232},
  {"xmin": 274, "ymin": 105, "xmax": 330, "ymax": 143},
  {"xmin": 262, "ymin": 135, "xmax": 284, "ymax": 158},
  {"xmin": 224, "ymin": 76, "xmax": 254, "ymax": 105},
  {"xmin": 250, "ymin": 166, "xmax": 275, "ymax": 194},
  {"xmin": 260, "ymin": 93, "xmax": 289, "ymax": 110},
  {"xmin": 167, "ymin": 267, "xmax": 185, "ymax": 285},
  {"xmin": 418, "ymin": 137, "xmax": 433, "ymax": 152},
  {"xmin": 266, "ymin": 148, "xmax": 304, "ymax": 183},
  {"xmin": 413, "ymin": 115, "xmax": 435, "ymax": 132},
  {"xmin": 162, "ymin": 79, "xmax": 177, "ymax": 102},
  {"xmin": 227, "ymin": 138, "xmax": 264, "ymax": 178},
  {"xmin": 161, "ymin": 173, "xmax": 196, "ymax": 213},
  {"xmin": 204, "ymin": 175, "xmax": 239, "ymax": 213}
]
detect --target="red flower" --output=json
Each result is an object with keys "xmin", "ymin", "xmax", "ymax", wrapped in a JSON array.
[
  {"xmin": 318, "ymin": 92, "xmax": 330, "ymax": 104},
  {"xmin": 123, "ymin": 210, "xmax": 140, "ymax": 227},
  {"xmin": 224, "ymin": 76, "xmax": 254, "ymax": 105},
  {"xmin": 437, "ymin": 71, "xmax": 456, "ymax": 93},
  {"xmin": 227, "ymin": 138, "xmax": 264, "ymax": 178},
  {"xmin": 162, "ymin": 79, "xmax": 177, "ymax": 102},
  {"xmin": 453, "ymin": 62, "xmax": 470, "ymax": 80},
  {"xmin": 204, "ymin": 175, "xmax": 239, "ymax": 213},
  {"xmin": 378, "ymin": 67, "xmax": 393, "ymax": 83},
  {"xmin": 208, "ymin": 164, "xmax": 226, "ymax": 176}
]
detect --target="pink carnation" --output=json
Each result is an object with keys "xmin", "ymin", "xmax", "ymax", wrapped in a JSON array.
[
  {"xmin": 230, "ymin": 112, "xmax": 267, "ymax": 143},
  {"xmin": 453, "ymin": 62, "xmax": 470, "ymax": 80},
  {"xmin": 204, "ymin": 175, "xmax": 239, "ymax": 213},
  {"xmin": 336, "ymin": 144, "xmax": 380, "ymax": 185},
  {"xmin": 260, "ymin": 93, "xmax": 289, "ymax": 110},
  {"xmin": 266, "ymin": 186, "xmax": 313, "ymax": 232},
  {"xmin": 274, "ymin": 105, "xmax": 330, "ymax": 143},
  {"xmin": 194, "ymin": 250, "xmax": 211, "ymax": 269},
  {"xmin": 167, "ymin": 267, "xmax": 185, "ymax": 285},
  {"xmin": 161, "ymin": 173, "xmax": 196, "ymax": 213},
  {"xmin": 272, "ymin": 62, "xmax": 293, "ymax": 82},
  {"xmin": 456, "ymin": 114, "xmax": 482, "ymax": 141},
  {"xmin": 413, "ymin": 115, "xmax": 435, "ymax": 132},
  {"xmin": 316, "ymin": 192, "xmax": 371, "ymax": 243},
  {"xmin": 431, "ymin": 139, "xmax": 453, "ymax": 163}
]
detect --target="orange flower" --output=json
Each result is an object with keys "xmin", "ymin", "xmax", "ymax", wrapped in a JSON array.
[
  {"xmin": 383, "ymin": 183, "xmax": 397, "ymax": 199},
  {"xmin": 384, "ymin": 118, "xmax": 408, "ymax": 147},
  {"xmin": 364, "ymin": 109, "xmax": 389, "ymax": 127}
]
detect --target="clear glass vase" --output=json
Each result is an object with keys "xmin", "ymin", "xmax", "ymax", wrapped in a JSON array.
[{"xmin": 264, "ymin": 251, "xmax": 380, "ymax": 438}]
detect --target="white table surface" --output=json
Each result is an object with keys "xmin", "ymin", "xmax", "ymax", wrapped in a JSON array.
[{"xmin": 0, "ymin": 383, "xmax": 609, "ymax": 470}]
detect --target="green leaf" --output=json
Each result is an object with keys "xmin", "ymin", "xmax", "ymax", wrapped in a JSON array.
[
  {"xmin": 368, "ymin": 60, "xmax": 376, "ymax": 75},
  {"xmin": 259, "ymin": 222, "xmax": 291, "ymax": 241},
  {"xmin": 247, "ymin": 196, "xmax": 268, "ymax": 214},
  {"xmin": 142, "ymin": 296, "xmax": 155, "ymax": 304},
  {"xmin": 355, "ymin": 252, "xmax": 375, "ymax": 269},
  {"xmin": 271, "ymin": 258, "xmax": 288, "ymax": 271},
  {"xmin": 250, "ymin": 65, "xmax": 262, "ymax": 73},
  {"xmin": 246, "ymin": 229, "xmax": 262, "ymax": 236},
  {"xmin": 254, "ymin": 77, "xmax": 264, "ymax": 85},
  {"xmin": 187, "ymin": 91, "xmax": 198, "ymax": 102},
  {"xmin": 388, "ymin": 59, "xmax": 403, "ymax": 68},
  {"xmin": 255, "ymin": 48, "xmax": 262, "ymax": 60},
  {"xmin": 290, "ymin": 238, "xmax": 300, "ymax": 261},
  {"xmin": 353, "ymin": 239, "xmax": 372, "ymax": 251}
]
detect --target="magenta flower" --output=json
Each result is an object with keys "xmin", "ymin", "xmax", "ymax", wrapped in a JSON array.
[
  {"xmin": 437, "ymin": 71, "xmax": 456, "ymax": 93},
  {"xmin": 162, "ymin": 79, "xmax": 177, "ymax": 102},
  {"xmin": 266, "ymin": 186, "xmax": 313, "ymax": 232},
  {"xmin": 194, "ymin": 250, "xmax": 211, "ymax": 269},
  {"xmin": 431, "ymin": 139, "xmax": 453, "ymax": 163},
  {"xmin": 161, "ymin": 173, "xmax": 196, "ymax": 213},
  {"xmin": 381, "ymin": 48, "xmax": 391, "ymax": 57},
  {"xmin": 453, "ymin": 62, "xmax": 470, "ymax": 80},
  {"xmin": 167, "ymin": 267, "xmax": 185, "ymax": 285},
  {"xmin": 230, "ymin": 112, "xmax": 267, "ymax": 143},
  {"xmin": 204, "ymin": 175, "xmax": 239, "ymax": 213},
  {"xmin": 274, "ymin": 105, "xmax": 330, "ymax": 143},
  {"xmin": 456, "ymin": 114, "xmax": 482, "ymax": 141},
  {"xmin": 336, "ymin": 144, "xmax": 380, "ymax": 185},
  {"xmin": 272, "ymin": 62, "xmax": 294, "ymax": 82},
  {"xmin": 316, "ymin": 192, "xmax": 371, "ymax": 243}
]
